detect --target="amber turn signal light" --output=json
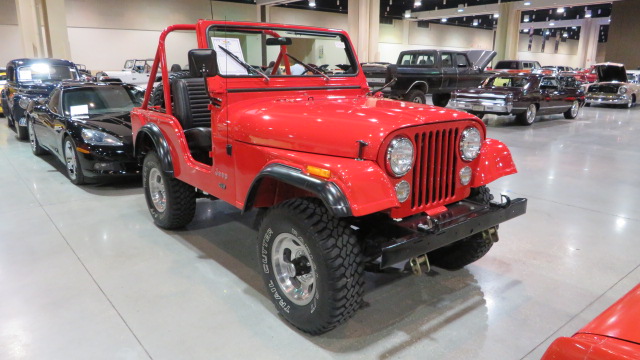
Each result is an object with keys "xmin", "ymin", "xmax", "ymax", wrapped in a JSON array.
[{"xmin": 306, "ymin": 165, "xmax": 331, "ymax": 179}]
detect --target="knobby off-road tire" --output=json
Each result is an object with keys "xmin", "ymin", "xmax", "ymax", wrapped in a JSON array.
[
  {"xmin": 429, "ymin": 186, "xmax": 496, "ymax": 270},
  {"xmin": 404, "ymin": 89, "xmax": 426, "ymax": 104},
  {"xmin": 258, "ymin": 198, "xmax": 364, "ymax": 335},
  {"xmin": 143, "ymin": 151, "xmax": 196, "ymax": 229},
  {"xmin": 149, "ymin": 70, "xmax": 191, "ymax": 108}
]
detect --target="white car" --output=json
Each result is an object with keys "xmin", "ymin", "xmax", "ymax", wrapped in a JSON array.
[{"xmin": 96, "ymin": 59, "xmax": 160, "ymax": 86}]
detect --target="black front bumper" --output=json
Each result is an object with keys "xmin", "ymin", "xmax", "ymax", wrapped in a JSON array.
[{"xmin": 379, "ymin": 196, "xmax": 527, "ymax": 268}]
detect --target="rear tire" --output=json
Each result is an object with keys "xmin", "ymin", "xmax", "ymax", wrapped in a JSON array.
[
  {"xmin": 143, "ymin": 151, "xmax": 196, "ymax": 229},
  {"xmin": 258, "ymin": 198, "xmax": 364, "ymax": 335},
  {"xmin": 429, "ymin": 186, "xmax": 496, "ymax": 270},
  {"xmin": 149, "ymin": 70, "xmax": 191, "ymax": 108},
  {"xmin": 404, "ymin": 89, "xmax": 426, "ymax": 104}
]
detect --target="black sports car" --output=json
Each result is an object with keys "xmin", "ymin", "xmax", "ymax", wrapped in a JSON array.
[
  {"xmin": 26, "ymin": 82, "xmax": 143, "ymax": 184},
  {"xmin": 1, "ymin": 58, "xmax": 80, "ymax": 140}
]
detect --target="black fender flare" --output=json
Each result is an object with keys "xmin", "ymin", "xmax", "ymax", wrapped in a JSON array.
[
  {"xmin": 405, "ymin": 81, "xmax": 428, "ymax": 95},
  {"xmin": 135, "ymin": 123, "xmax": 174, "ymax": 175},
  {"xmin": 244, "ymin": 163, "xmax": 352, "ymax": 218}
]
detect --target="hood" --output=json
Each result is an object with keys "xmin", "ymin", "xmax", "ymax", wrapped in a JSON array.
[
  {"xmin": 596, "ymin": 64, "xmax": 627, "ymax": 83},
  {"xmin": 72, "ymin": 112, "xmax": 133, "ymax": 142},
  {"xmin": 463, "ymin": 50, "xmax": 497, "ymax": 70},
  {"xmin": 454, "ymin": 87, "xmax": 519, "ymax": 99},
  {"xmin": 578, "ymin": 284, "xmax": 640, "ymax": 345},
  {"xmin": 231, "ymin": 96, "xmax": 478, "ymax": 160}
]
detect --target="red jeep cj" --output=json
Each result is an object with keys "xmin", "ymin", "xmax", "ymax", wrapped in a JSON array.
[{"xmin": 132, "ymin": 20, "xmax": 527, "ymax": 334}]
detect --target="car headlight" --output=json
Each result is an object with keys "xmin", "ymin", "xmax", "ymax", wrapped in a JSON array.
[
  {"xmin": 386, "ymin": 136, "xmax": 414, "ymax": 177},
  {"xmin": 81, "ymin": 129, "xmax": 123, "ymax": 146},
  {"xmin": 619, "ymin": 86, "xmax": 628, "ymax": 94},
  {"xmin": 460, "ymin": 127, "xmax": 482, "ymax": 161},
  {"xmin": 19, "ymin": 97, "xmax": 30, "ymax": 109}
]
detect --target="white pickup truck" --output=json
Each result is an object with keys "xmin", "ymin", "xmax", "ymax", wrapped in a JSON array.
[{"xmin": 96, "ymin": 59, "xmax": 161, "ymax": 86}]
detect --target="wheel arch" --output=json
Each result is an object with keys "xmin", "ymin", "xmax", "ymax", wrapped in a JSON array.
[
  {"xmin": 405, "ymin": 81, "xmax": 428, "ymax": 94},
  {"xmin": 243, "ymin": 163, "xmax": 352, "ymax": 218},
  {"xmin": 135, "ymin": 123, "xmax": 174, "ymax": 175}
]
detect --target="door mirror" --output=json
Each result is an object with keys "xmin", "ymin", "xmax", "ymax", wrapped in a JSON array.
[
  {"xmin": 188, "ymin": 49, "xmax": 219, "ymax": 78},
  {"xmin": 266, "ymin": 37, "xmax": 293, "ymax": 46}
]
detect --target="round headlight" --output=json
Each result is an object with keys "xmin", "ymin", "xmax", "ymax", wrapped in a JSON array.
[
  {"xmin": 460, "ymin": 127, "xmax": 482, "ymax": 161},
  {"xmin": 19, "ymin": 97, "xmax": 30, "ymax": 109},
  {"xmin": 395, "ymin": 180, "xmax": 411, "ymax": 203},
  {"xmin": 619, "ymin": 86, "xmax": 628, "ymax": 94},
  {"xmin": 386, "ymin": 137, "xmax": 414, "ymax": 177}
]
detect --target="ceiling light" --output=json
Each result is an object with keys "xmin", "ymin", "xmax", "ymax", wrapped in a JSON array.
[
  {"xmin": 524, "ymin": 1, "xmax": 531, "ymax": 6},
  {"xmin": 309, "ymin": 0, "xmax": 316, "ymax": 7},
  {"xmin": 441, "ymin": 18, "xmax": 448, "ymax": 23},
  {"xmin": 549, "ymin": 22, "xmax": 555, "ymax": 26},
  {"xmin": 414, "ymin": 0, "xmax": 421, "ymax": 7},
  {"xmin": 562, "ymin": 32, "xmax": 568, "ymax": 37},
  {"xmin": 457, "ymin": 4, "xmax": 464, "ymax": 12},
  {"xmin": 585, "ymin": 10, "xmax": 592, "ymax": 18},
  {"xmin": 404, "ymin": 10, "xmax": 411, "ymax": 18},
  {"xmin": 473, "ymin": 19, "xmax": 479, "ymax": 26},
  {"xmin": 493, "ymin": 13, "xmax": 499, "ymax": 18},
  {"xmin": 524, "ymin": 15, "xmax": 530, "ymax": 22},
  {"xmin": 557, "ymin": 7, "xmax": 564, "ymax": 13}
]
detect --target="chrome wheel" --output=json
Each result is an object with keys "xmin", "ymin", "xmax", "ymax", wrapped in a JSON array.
[
  {"xmin": 64, "ymin": 140, "xmax": 78, "ymax": 181},
  {"xmin": 526, "ymin": 104, "xmax": 536, "ymax": 123},
  {"xmin": 28, "ymin": 121, "xmax": 36, "ymax": 152},
  {"xmin": 148, "ymin": 168, "xmax": 167, "ymax": 212},
  {"xmin": 570, "ymin": 100, "xmax": 579, "ymax": 117},
  {"xmin": 271, "ymin": 232, "xmax": 316, "ymax": 306}
]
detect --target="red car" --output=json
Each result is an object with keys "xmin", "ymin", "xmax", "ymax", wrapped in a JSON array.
[
  {"xmin": 131, "ymin": 20, "xmax": 527, "ymax": 334},
  {"xmin": 542, "ymin": 284, "xmax": 640, "ymax": 359}
]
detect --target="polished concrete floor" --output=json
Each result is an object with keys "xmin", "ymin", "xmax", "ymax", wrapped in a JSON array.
[{"xmin": 1, "ymin": 104, "xmax": 639, "ymax": 360}]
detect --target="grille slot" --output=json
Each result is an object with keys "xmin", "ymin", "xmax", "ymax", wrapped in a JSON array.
[{"xmin": 411, "ymin": 127, "xmax": 459, "ymax": 210}]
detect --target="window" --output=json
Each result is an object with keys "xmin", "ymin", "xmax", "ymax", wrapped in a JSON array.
[
  {"xmin": 441, "ymin": 53, "xmax": 454, "ymax": 68},
  {"xmin": 124, "ymin": 60, "xmax": 134, "ymax": 70},
  {"xmin": 495, "ymin": 61, "xmax": 518, "ymax": 70},
  {"xmin": 455, "ymin": 54, "xmax": 469, "ymax": 68},
  {"xmin": 49, "ymin": 89, "xmax": 61, "ymax": 114},
  {"xmin": 540, "ymin": 77, "xmax": 559, "ymax": 88},
  {"xmin": 17, "ymin": 64, "xmax": 78, "ymax": 82},
  {"xmin": 207, "ymin": 26, "xmax": 357, "ymax": 77},
  {"xmin": 62, "ymin": 86, "xmax": 141, "ymax": 116},
  {"xmin": 486, "ymin": 76, "xmax": 528, "ymax": 88}
]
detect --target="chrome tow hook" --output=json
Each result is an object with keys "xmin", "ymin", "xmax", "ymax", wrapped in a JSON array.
[{"xmin": 408, "ymin": 254, "xmax": 430, "ymax": 275}]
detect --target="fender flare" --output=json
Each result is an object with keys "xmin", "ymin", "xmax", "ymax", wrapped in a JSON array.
[
  {"xmin": 244, "ymin": 163, "xmax": 352, "ymax": 217},
  {"xmin": 470, "ymin": 138, "xmax": 517, "ymax": 187},
  {"xmin": 405, "ymin": 81, "xmax": 428, "ymax": 95},
  {"xmin": 135, "ymin": 123, "xmax": 174, "ymax": 175}
]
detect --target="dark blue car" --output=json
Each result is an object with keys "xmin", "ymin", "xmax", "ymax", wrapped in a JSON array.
[{"xmin": 1, "ymin": 58, "xmax": 80, "ymax": 140}]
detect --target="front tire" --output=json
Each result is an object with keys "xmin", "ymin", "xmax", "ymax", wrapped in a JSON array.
[
  {"xmin": 429, "ymin": 186, "xmax": 496, "ymax": 270},
  {"xmin": 432, "ymin": 93, "xmax": 451, "ymax": 107},
  {"xmin": 143, "ymin": 151, "xmax": 196, "ymax": 229},
  {"xmin": 258, "ymin": 198, "xmax": 364, "ymax": 335},
  {"xmin": 16, "ymin": 124, "xmax": 28, "ymax": 140},
  {"xmin": 404, "ymin": 89, "xmax": 426, "ymax": 104},
  {"xmin": 63, "ymin": 137, "xmax": 85, "ymax": 185},
  {"xmin": 28, "ymin": 119, "xmax": 46, "ymax": 155},
  {"xmin": 516, "ymin": 103, "xmax": 537, "ymax": 125},
  {"xmin": 563, "ymin": 100, "xmax": 580, "ymax": 119}
]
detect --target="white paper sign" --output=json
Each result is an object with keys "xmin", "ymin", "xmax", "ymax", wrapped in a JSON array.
[
  {"xmin": 211, "ymin": 37, "xmax": 249, "ymax": 75},
  {"xmin": 70, "ymin": 105, "xmax": 88, "ymax": 116},
  {"xmin": 18, "ymin": 69, "xmax": 32, "ymax": 80}
]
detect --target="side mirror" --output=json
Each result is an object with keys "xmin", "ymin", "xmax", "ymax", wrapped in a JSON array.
[
  {"xmin": 266, "ymin": 37, "xmax": 293, "ymax": 46},
  {"xmin": 188, "ymin": 49, "xmax": 219, "ymax": 78}
]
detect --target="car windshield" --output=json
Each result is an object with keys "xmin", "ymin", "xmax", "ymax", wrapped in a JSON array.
[
  {"xmin": 62, "ymin": 86, "xmax": 142, "ymax": 116},
  {"xmin": 17, "ymin": 64, "xmax": 78, "ymax": 82},
  {"xmin": 207, "ymin": 26, "xmax": 357, "ymax": 77},
  {"xmin": 485, "ymin": 76, "xmax": 528, "ymax": 88}
]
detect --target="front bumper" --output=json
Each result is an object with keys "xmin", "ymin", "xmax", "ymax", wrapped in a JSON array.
[
  {"xmin": 450, "ymin": 98, "xmax": 513, "ymax": 114},
  {"xmin": 585, "ymin": 93, "xmax": 630, "ymax": 105},
  {"xmin": 77, "ymin": 146, "xmax": 140, "ymax": 179},
  {"xmin": 378, "ymin": 196, "xmax": 527, "ymax": 268}
]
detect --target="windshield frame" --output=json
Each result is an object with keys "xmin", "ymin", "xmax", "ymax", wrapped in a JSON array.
[{"xmin": 205, "ymin": 24, "xmax": 360, "ymax": 79}]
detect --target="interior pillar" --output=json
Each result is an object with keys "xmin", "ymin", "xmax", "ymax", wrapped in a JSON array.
[
  {"xmin": 367, "ymin": 0, "xmax": 380, "ymax": 62},
  {"xmin": 41, "ymin": 0, "xmax": 71, "ymax": 59},
  {"xmin": 15, "ymin": 0, "xmax": 45, "ymax": 58},
  {"xmin": 348, "ymin": 0, "xmax": 379, "ymax": 62},
  {"xmin": 494, "ymin": 2, "xmax": 519, "ymax": 63}
]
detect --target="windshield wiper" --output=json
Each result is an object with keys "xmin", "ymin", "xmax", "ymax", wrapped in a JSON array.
[
  {"xmin": 217, "ymin": 45, "xmax": 270, "ymax": 83},
  {"xmin": 286, "ymin": 54, "xmax": 330, "ymax": 81}
]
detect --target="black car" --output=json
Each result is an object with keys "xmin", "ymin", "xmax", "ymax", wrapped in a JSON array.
[
  {"xmin": 27, "ymin": 82, "xmax": 143, "ymax": 184},
  {"xmin": 1, "ymin": 58, "xmax": 80, "ymax": 140},
  {"xmin": 450, "ymin": 73, "xmax": 584, "ymax": 125}
]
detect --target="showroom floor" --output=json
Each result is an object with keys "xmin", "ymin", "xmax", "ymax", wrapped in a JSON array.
[{"xmin": 1, "ymin": 104, "xmax": 639, "ymax": 360}]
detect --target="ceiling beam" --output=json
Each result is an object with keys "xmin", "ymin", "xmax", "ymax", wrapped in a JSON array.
[
  {"xmin": 255, "ymin": 0, "xmax": 298, "ymax": 5},
  {"xmin": 411, "ymin": 0, "xmax": 621, "ymax": 21},
  {"xmin": 520, "ymin": 17, "xmax": 610, "ymax": 30}
]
